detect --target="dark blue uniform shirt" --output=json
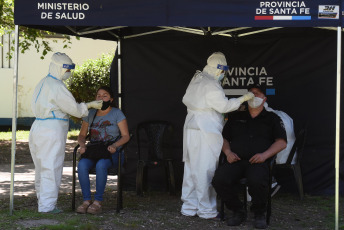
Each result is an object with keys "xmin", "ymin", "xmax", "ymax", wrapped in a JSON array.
[{"xmin": 222, "ymin": 108, "xmax": 287, "ymax": 160}]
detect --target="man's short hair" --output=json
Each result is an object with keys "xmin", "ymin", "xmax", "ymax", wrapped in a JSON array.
[{"xmin": 247, "ymin": 83, "xmax": 266, "ymax": 96}]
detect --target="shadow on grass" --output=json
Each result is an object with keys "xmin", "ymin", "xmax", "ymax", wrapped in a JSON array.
[{"xmin": 0, "ymin": 190, "xmax": 343, "ymax": 230}]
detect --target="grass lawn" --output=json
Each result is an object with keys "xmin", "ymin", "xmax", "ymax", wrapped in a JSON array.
[
  {"xmin": 0, "ymin": 131, "xmax": 343, "ymax": 229},
  {"xmin": 0, "ymin": 191, "xmax": 343, "ymax": 230}
]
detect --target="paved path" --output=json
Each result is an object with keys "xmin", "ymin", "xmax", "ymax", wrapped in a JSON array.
[{"xmin": 0, "ymin": 161, "xmax": 118, "ymax": 199}]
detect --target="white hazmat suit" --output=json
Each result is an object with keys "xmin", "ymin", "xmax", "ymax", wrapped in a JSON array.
[
  {"xmin": 181, "ymin": 52, "xmax": 254, "ymax": 218},
  {"xmin": 29, "ymin": 52, "xmax": 101, "ymax": 212}
]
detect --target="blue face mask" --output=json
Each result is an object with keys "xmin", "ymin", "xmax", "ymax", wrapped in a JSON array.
[{"xmin": 218, "ymin": 73, "xmax": 225, "ymax": 81}]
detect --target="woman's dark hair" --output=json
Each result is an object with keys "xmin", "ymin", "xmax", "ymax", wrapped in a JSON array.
[{"xmin": 97, "ymin": 86, "xmax": 118, "ymax": 108}]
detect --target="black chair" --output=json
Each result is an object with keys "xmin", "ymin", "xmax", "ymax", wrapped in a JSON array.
[
  {"xmin": 136, "ymin": 121, "xmax": 176, "ymax": 196},
  {"xmin": 274, "ymin": 128, "xmax": 307, "ymax": 200},
  {"xmin": 71, "ymin": 136, "xmax": 131, "ymax": 213},
  {"xmin": 219, "ymin": 154, "xmax": 276, "ymax": 225}
]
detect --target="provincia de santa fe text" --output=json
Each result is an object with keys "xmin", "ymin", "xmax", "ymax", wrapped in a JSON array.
[
  {"xmin": 255, "ymin": 1, "xmax": 339, "ymax": 20},
  {"xmin": 256, "ymin": 1, "xmax": 310, "ymax": 15},
  {"xmin": 222, "ymin": 67, "xmax": 275, "ymax": 96}
]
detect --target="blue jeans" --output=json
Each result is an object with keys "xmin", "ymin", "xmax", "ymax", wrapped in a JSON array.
[{"xmin": 78, "ymin": 150, "xmax": 124, "ymax": 201}]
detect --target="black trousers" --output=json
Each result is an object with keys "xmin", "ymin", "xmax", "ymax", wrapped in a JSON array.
[{"xmin": 212, "ymin": 160, "xmax": 269, "ymax": 214}]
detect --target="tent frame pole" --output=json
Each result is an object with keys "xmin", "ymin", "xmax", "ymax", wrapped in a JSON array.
[
  {"xmin": 123, "ymin": 28, "xmax": 171, "ymax": 39},
  {"xmin": 238, "ymin": 27, "xmax": 282, "ymax": 37},
  {"xmin": 10, "ymin": 25, "xmax": 20, "ymax": 215},
  {"xmin": 159, "ymin": 26, "xmax": 204, "ymax": 35},
  {"xmin": 212, "ymin": 27, "xmax": 250, "ymax": 35},
  {"xmin": 118, "ymin": 39, "xmax": 122, "ymax": 109},
  {"xmin": 335, "ymin": 26, "xmax": 341, "ymax": 230},
  {"xmin": 66, "ymin": 26, "xmax": 126, "ymax": 36}
]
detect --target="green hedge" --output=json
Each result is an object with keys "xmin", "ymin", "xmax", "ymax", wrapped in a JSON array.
[{"xmin": 66, "ymin": 53, "xmax": 114, "ymax": 122}]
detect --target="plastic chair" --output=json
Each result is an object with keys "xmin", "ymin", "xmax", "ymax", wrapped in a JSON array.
[
  {"xmin": 219, "ymin": 154, "xmax": 276, "ymax": 225},
  {"xmin": 71, "ymin": 136, "xmax": 131, "ymax": 213},
  {"xmin": 274, "ymin": 128, "xmax": 307, "ymax": 200},
  {"xmin": 136, "ymin": 121, "xmax": 176, "ymax": 196}
]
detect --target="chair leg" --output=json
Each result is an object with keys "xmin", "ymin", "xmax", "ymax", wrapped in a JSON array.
[
  {"xmin": 292, "ymin": 164, "xmax": 304, "ymax": 200},
  {"xmin": 72, "ymin": 152, "xmax": 77, "ymax": 211},
  {"xmin": 164, "ymin": 162, "xmax": 170, "ymax": 192},
  {"xmin": 136, "ymin": 161, "xmax": 145, "ymax": 196},
  {"xmin": 116, "ymin": 172, "xmax": 122, "ymax": 213},
  {"xmin": 167, "ymin": 160, "xmax": 176, "ymax": 195},
  {"xmin": 267, "ymin": 193, "xmax": 272, "ymax": 224},
  {"xmin": 117, "ymin": 154, "xmax": 123, "ymax": 213},
  {"xmin": 267, "ymin": 170, "xmax": 273, "ymax": 225},
  {"xmin": 220, "ymin": 200, "xmax": 225, "ymax": 221},
  {"xmin": 243, "ymin": 185, "xmax": 248, "ymax": 214}
]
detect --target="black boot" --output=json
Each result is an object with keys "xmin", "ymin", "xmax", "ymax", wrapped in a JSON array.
[
  {"xmin": 227, "ymin": 209, "xmax": 246, "ymax": 226},
  {"xmin": 254, "ymin": 213, "xmax": 267, "ymax": 229}
]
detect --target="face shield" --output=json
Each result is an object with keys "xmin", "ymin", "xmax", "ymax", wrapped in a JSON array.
[
  {"xmin": 62, "ymin": 63, "xmax": 75, "ymax": 69},
  {"xmin": 49, "ymin": 52, "xmax": 75, "ymax": 80}
]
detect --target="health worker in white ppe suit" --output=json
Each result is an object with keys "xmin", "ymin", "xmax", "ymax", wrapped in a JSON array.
[
  {"xmin": 29, "ymin": 52, "xmax": 103, "ymax": 213},
  {"xmin": 181, "ymin": 52, "xmax": 254, "ymax": 219}
]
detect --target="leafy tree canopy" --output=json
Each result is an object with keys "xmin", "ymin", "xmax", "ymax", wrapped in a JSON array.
[{"xmin": 0, "ymin": 0, "xmax": 73, "ymax": 59}]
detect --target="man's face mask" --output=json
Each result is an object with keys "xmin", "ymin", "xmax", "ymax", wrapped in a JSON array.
[
  {"xmin": 248, "ymin": 97, "xmax": 265, "ymax": 108},
  {"xmin": 101, "ymin": 100, "xmax": 111, "ymax": 110}
]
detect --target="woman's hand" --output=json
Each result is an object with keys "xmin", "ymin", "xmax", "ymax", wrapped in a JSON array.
[
  {"xmin": 108, "ymin": 143, "xmax": 117, "ymax": 154},
  {"xmin": 79, "ymin": 146, "xmax": 86, "ymax": 154}
]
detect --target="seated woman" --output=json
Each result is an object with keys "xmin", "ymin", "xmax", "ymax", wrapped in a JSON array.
[{"xmin": 76, "ymin": 86, "xmax": 130, "ymax": 214}]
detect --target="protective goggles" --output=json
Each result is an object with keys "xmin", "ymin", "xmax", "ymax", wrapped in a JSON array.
[
  {"xmin": 62, "ymin": 63, "xmax": 75, "ymax": 69},
  {"xmin": 217, "ymin": 64, "xmax": 229, "ymax": 71}
]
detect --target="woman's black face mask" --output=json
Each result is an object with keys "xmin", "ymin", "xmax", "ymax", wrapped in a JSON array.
[{"xmin": 101, "ymin": 100, "xmax": 111, "ymax": 110}]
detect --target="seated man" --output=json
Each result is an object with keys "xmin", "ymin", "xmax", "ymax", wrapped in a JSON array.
[{"xmin": 212, "ymin": 83, "xmax": 287, "ymax": 229}]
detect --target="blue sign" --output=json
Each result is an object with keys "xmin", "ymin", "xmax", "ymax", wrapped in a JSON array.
[{"xmin": 14, "ymin": 0, "xmax": 343, "ymax": 27}]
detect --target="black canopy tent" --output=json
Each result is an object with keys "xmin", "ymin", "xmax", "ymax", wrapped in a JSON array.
[
  {"xmin": 13, "ymin": 0, "xmax": 342, "ymax": 227},
  {"xmin": 110, "ymin": 28, "xmax": 344, "ymax": 192}
]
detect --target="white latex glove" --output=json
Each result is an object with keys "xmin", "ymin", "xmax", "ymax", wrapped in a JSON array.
[
  {"xmin": 86, "ymin": 100, "xmax": 103, "ymax": 109},
  {"xmin": 238, "ymin": 92, "xmax": 254, "ymax": 103}
]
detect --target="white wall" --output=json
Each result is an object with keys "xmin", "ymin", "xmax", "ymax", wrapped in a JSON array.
[{"xmin": 0, "ymin": 36, "xmax": 116, "ymax": 119}]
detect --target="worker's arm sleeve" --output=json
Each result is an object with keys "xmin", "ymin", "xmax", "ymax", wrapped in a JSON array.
[
  {"xmin": 205, "ymin": 84, "xmax": 241, "ymax": 113},
  {"xmin": 55, "ymin": 84, "xmax": 89, "ymax": 118}
]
